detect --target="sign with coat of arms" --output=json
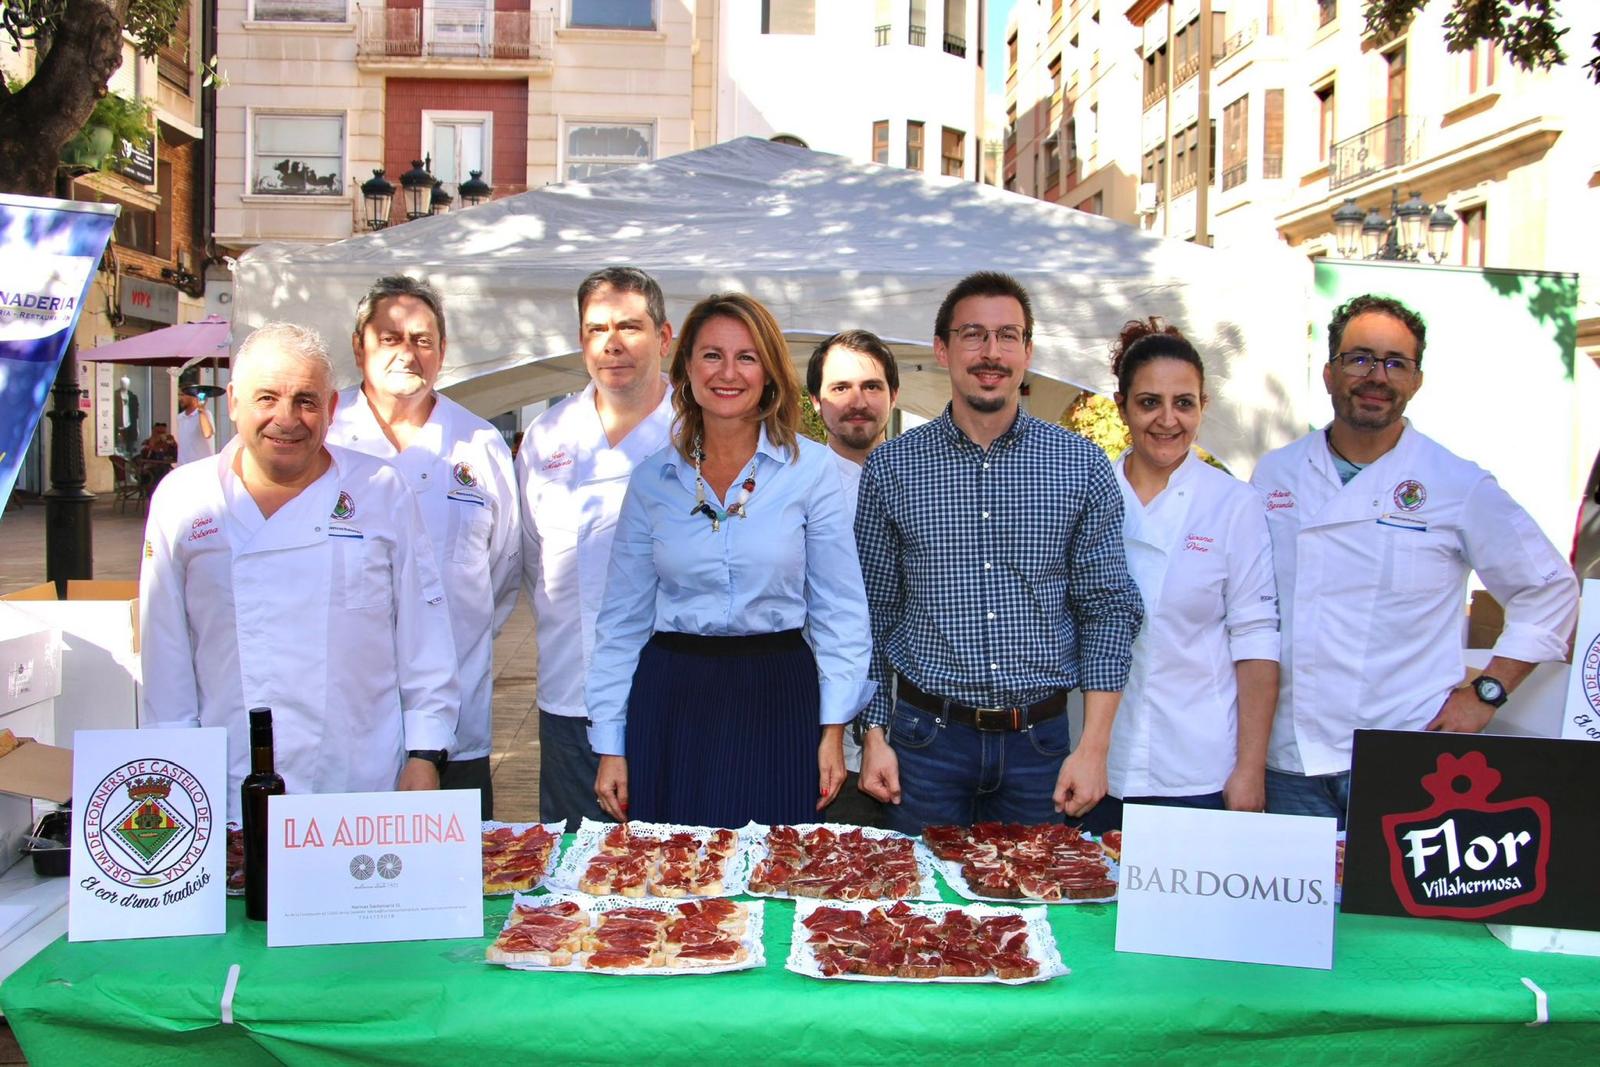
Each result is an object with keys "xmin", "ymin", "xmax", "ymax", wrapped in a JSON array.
[{"xmin": 69, "ymin": 727, "xmax": 228, "ymax": 941}]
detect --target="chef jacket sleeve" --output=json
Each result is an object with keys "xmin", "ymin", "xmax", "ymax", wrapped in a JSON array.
[
  {"xmin": 486, "ymin": 437, "xmax": 521, "ymax": 638},
  {"xmin": 802, "ymin": 453, "xmax": 877, "ymax": 726},
  {"xmin": 1460, "ymin": 474, "xmax": 1579, "ymax": 664},
  {"xmin": 1225, "ymin": 486, "xmax": 1281, "ymax": 663},
  {"xmin": 391, "ymin": 488, "xmax": 461, "ymax": 753},
  {"xmin": 137, "ymin": 486, "xmax": 201, "ymax": 728},
  {"xmin": 584, "ymin": 474, "xmax": 660, "ymax": 757}
]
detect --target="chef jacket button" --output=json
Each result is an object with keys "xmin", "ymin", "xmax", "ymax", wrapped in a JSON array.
[
  {"xmin": 315, "ymin": 526, "xmax": 322, "ymax": 532},
  {"xmin": 422, "ymin": 473, "xmax": 429, "ymax": 479}
]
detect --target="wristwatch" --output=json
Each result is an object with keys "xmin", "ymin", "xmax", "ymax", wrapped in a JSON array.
[
  {"xmin": 406, "ymin": 749, "xmax": 448, "ymax": 770},
  {"xmin": 1471, "ymin": 675, "xmax": 1509, "ymax": 709}
]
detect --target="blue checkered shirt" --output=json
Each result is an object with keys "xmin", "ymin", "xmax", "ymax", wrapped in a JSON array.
[{"xmin": 854, "ymin": 406, "xmax": 1143, "ymax": 729}]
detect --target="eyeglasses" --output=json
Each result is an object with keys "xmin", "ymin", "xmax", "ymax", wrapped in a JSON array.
[
  {"xmin": 1332, "ymin": 351, "xmax": 1420, "ymax": 378},
  {"xmin": 949, "ymin": 324, "xmax": 1029, "ymax": 352}
]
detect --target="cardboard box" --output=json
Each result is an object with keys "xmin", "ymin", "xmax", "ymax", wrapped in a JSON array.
[
  {"xmin": 0, "ymin": 739, "xmax": 73, "ymax": 875},
  {"xmin": 0, "ymin": 607, "xmax": 62, "ymax": 720},
  {"xmin": 1, "ymin": 583, "xmax": 140, "ymax": 740}
]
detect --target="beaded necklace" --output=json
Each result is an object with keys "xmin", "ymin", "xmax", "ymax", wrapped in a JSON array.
[{"xmin": 690, "ymin": 436, "xmax": 758, "ymax": 532}]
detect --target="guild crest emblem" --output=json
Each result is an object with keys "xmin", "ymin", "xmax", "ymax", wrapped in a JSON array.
[
  {"xmin": 1393, "ymin": 480, "xmax": 1426, "ymax": 512},
  {"xmin": 452, "ymin": 462, "xmax": 476, "ymax": 487},
  {"xmin": 331, "ymin": 491, "xmax": 355, "ymax": 520},
  {"xmin": 84, "ymin": 763, "xmax": 212, "ymax": 887}
]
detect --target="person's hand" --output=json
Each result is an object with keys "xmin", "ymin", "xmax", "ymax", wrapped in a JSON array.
[
  {"xmin": 859, "ymin": 728, "xmax": 901, "ymax": 805},
  {"xmin": 817, "ymin": 733, "xmax": 845, "ymax": 811},
  {"xmin": 1222, "ymin": 764, "xmax": 1266, "ymax": 813},
  {"xmin": 595, "ymin": 755, "xmax": 629, "ymax": 822},
  {"xmin": 1053, "ymin": 747, "xmax": 1107, "ymax": 817},
  {"xmin": 397, "ymin": 758, "xmax": 440, "ymax": 791},
  {"xmin": 1424, "ymin": 685, "xmax": 1496, "ymax": 733}
]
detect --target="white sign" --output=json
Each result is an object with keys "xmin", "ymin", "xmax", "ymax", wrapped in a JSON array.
[
  {"xmin": 1561, "ymin": 579, "xmax": 1600, "ymax": 742},
  {"xmin": 1114, "ymin": 804, "xmax": 1338, "ymax": 970},
  {"xmin": 267, "ymin": 790, "xmax": 481, "ymax": 948},
  {"xmin": 69, "ymin": 727, "xmax": 228, "ymax": 941},
  {"xmin": 94, "ymin": 361, "xmax": 115, "ymax": 455}
]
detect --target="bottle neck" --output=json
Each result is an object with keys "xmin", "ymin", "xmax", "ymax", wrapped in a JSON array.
[{"xmin": 249, "ymin": 740, "xmax": 275, "ymax": 776}]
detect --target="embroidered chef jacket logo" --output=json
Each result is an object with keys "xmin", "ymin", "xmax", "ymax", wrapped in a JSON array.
[
  {"xmin": 1392, "ymin": 480, "xmax": 1426, "ymax": 512},
  {"xmin": 188, "ymin": 516, "xmax": 219, "ymax": 542},
  {"xmin": 452, "ymin": 461, "xmax": 477, "ymax": 487},
  {"xmin": 542, "ymin": 450, "xmax": 573, "ymax": 472},
  {"xmin": 1382, "ymin": 751, "xmax": 1549, "ymax": 920},
  {"xmin": 83, "ymin": 761, "xmax": 213, "ymax": 889},
  {"xmin": 1183, "ymin": 534, "xmax": 1214, "ymax": 553},
  {"xmin": 332, "ymin": 491, "xmax": 355, "ymax": 521},
  {"xmin": 1265, "ymin": 489, "xmax": 1295, "ymax": 512}
]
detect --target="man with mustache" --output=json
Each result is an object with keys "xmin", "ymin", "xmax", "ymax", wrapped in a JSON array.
[
  {"xmin": 328, "ymin": 276, "xmax": 520, "ymax": 819},
  {"xmin": 806, "ymin": 329, "xmax": 900, "ymax": 826},
  {"xmin": 139, "ymin": 323, "xmax": 461, "ymax": 819},
  {"xmin": 1251, "ymin": 294, "xmax": 1576, "ymax": 825},
  {"xmin": 854, "ymin": 271, "xmax": 1144, "ymax": 832}
]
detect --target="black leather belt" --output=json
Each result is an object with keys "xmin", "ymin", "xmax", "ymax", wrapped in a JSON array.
[{"xmin": 895, "ymin": 674, "xmax": 1068, "ymax": 732}]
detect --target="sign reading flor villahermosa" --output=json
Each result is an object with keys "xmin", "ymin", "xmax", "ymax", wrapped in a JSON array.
[
  {"xmin": 267, "ymin": 790, "xmax": 481, "ymax": 948},
  {"xmin": 69, "ymin": 728, "xmax": 228, "ymax": 942},
  {"xmin": 1113, "ymin": 805, "xmax": 1338, "ymax": 970},
  {"xmin": 1344, "ymin": 731, "xmax": 1600, "ymax": 931}
]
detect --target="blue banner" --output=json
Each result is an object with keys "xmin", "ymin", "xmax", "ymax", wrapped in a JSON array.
[{"xmin": 0, "ymin": 193, "xmax": 119, "ymax": 513}]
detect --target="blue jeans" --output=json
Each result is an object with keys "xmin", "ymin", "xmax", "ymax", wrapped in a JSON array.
[
  {"xmin": 880, "ymin": 699, "xmax": 1069, "ymax": 835},
  {"xmin": 539, "ymin": 710, "xmax": 608, "ymax": 832},
  {"xmin": 1265, "ymin": 768, "xmax": 1351, "ymax": 830},
  {"xmin": 1074, "ymin": 790, "xmax": 1224, "ymax": 836}
]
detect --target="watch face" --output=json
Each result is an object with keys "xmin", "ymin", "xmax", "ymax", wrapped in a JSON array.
[{"xmin": 1475, "ymin": 678, "xmax": 1506, "ymax": 704}]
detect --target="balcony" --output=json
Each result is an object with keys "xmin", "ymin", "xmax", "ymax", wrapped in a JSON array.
[
  {"xmin": 1262, "ymin": 154, "xmax": 1283, "ymax": 179},
  {"xmin": 1217, "ymin": 23, "xmax": 1255, "ymax": 64},
  {"xmin": 875, "ymin": 23, "xmax": 890, "ymax": 46},
  {"xmin": 943, "ymin": 32, "xmax": 966, "ymax": 58},
  {"xmin": 1330, "ymin": 114, "xmax": 1411, "ymax": 190},
  {"xmin": 909, "ymin": 23, "xmax": 926, "ymax": 46},
  {"xmin": 1221, "ymin": 161, "xmax": 1247, "ymax": 191},
  {"xmin": 356, "ymin": 7, "xmax": 555, "ymax": 71}
]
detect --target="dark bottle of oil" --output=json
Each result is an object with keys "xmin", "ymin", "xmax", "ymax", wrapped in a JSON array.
[{"xmin": 241, "ymin": 707, "xmax": 286, "ymax": 922}]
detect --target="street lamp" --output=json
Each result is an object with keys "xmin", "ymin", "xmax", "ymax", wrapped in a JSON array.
[
  {"xmin": 399, "ymin": 158, "xmax": 436, "ymax": 221},
  {"xmin": 1331, "ymin": 187, "xmax": 1457, "ymax": 263},
  {"xmin": 458, "ymin": 170, "xmax": 493, "ymax": 207},
  {"xmin": 429, "ymin": 180, "xmax": 452, "ymax": 216},
  {"xmin": 360, "ymin": 169, "xmax": 395, "ymax": 231}
]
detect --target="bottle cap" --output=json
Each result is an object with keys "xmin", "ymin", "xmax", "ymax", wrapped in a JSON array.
[{"xmin": 248, "ymin": 707, "xmax": 273, "ymax": 743}]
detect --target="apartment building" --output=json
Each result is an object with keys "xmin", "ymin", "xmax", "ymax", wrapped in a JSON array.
[
  {"xmin": 1002, "ymin": 0, "xmax": 1142, "ymax": 217},
  {"xmin": 716, "ymin": 0, "xmax": 986, "ymax": 179}
]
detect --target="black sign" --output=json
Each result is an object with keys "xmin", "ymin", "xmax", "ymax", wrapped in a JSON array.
[
  {"xmin": 1343, "ymin": 730, "xmax": 1600, "ymax": 931},
  {"xmin": 114, "ymin": 137, "xmax": 155, "ymax": 186}
]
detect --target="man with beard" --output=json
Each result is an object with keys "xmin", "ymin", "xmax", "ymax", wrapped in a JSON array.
[
  {"xmin": 806, "ymin": 329, "xmax": 900, "ymax": 826},
  {"xmin": 1251, "ymin": 294, "xmax": 1576, "ymax": 825},
  {"xmin": 854, "ymin": 271, "xmax": 1143, "ymax": 832}
]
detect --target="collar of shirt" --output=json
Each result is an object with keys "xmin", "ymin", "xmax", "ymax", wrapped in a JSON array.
[
  {"xmin": 661, "ymin": 423, "xmax": 792, "ymax": 500},
  {"xmin": 932, "ymin": 403, "xmax": 1032, "ymax": 452}
]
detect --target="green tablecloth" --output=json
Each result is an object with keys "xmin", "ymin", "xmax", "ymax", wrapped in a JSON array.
[{"xmin": 4, "ymin": 879, "xmax": 1598, "ymax": 1064}]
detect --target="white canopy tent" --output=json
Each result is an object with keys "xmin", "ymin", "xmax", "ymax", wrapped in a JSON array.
[{"xmin": 235, "ymin": 138, "xmax": 1312, "ymax": 471}]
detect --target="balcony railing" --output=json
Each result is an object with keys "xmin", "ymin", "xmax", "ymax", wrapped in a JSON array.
[
  {"xmin": 356, "ymin": 7, "xmax": 555, "ymax": 63},
  {"xmin": 874, "ymin": 23, "xmax": 890, "ymax": 46},
  {"xmin": 1262, "ymin": 154, "xmax": 1283, "ymax": 179},
  {"xmin": 1172, "ymin": 171, "xmax": 1198, "ymax": 196},
  {"xmin": 943, "ymin": 32, "xmax": 966, "ymax": 58},
  {"xmin": 1330, "ymin": 114, "xmax": 1410, "ymax": 190},
  {"xmin": 909, "ymin": 24, "xmax": 926, "ymax": 46},
  {"xmin": 1217, "ymin": 23, "xmax": 1255, "ymax": 63},
  {"xmin": 1221, "ymin": 161, "xmax": 1247, "ymax": 191}
]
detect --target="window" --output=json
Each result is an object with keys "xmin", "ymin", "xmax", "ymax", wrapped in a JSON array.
[
  {"xmin": 1064, "ymin": 118, "xmax": 1077, "ymax": 171},
  {"xmin": 1459, "ymin": 204, "xmax": 1486, "ymax": 267},
  {"xmin": 1263, "ymin": 89, "xmax": 1284, "ymax": 178},
  {"xmin": 1467, "ymin": 41, "xmax": 1497, "ymax": 93},
  {"xmin": 1315, "ymin": 82, "xmax": 1335, "ymax": 163},
  {"xmin": 1045, "ymin": 134, "xmax": 1061, "ymax": 188},
  {"xmin": 906, "ymin": 120, "xmax": 924, "ymax": 170},
  {"xmin": 941, "ymin": 126, "xmax": 963, "ymax": 177},
  {"xmin": 1077, "ymin": 192, "xmax": 1103, "ymax": 214},
  {"xmin": 908, "ymin": 0, "xmax": 926, "ymax": 46},
  {"xmin": 1007, "ymin": 32, "xmax": 1017, "ymax": 69},
  {"xmin": 564, "ymin": 122, "xmax": 652, "ymax": 179},
  {"xmin": 872, "ymin": 120, "xmax": 889, "ymax": 164},
  {"xmin": 424, "ymin": 112, "xmax": 490, "ymax": 197},
  {"xmin": 251, "ymin": 0, "xmax": 345, "ymax": 22},
  {"xmin": 1318, "ymin": 0, "xmax": 1336, "ymax": 28},
  {"xmin": 1143, "ymin": 44, "xmax": 1168, "ymax": 98},
  {"xmin": 942, "ymin": 0, "xmax": 966, "ymax": 57},
  {"xmin": 158, "ymin": 0, "xmax": 191, "ymax": 91},
  {"xmin": 1048, "ymin": 55, "xmax": 1062, "ymax": 99},
  {"xmin": 569, "ymin": 0, "xmax": 654, "ymax": 30},
  {"xmin": 761, "ymin": 0, "xmax": 814, "ymax": 34},
  {"xmin": 1004, "ymin": 105, "xmax": 1016, "ymax": 150},
  {"xmin": 1222, "ymin": 95, "xmax": 1248, "ymax": 190},
  {"xmin": 252, "ymin": 113, "xmax": 344, "ymax": 196}
]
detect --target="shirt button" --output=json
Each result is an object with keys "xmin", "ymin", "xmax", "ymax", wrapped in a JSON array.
[
  {"xmin": 422, "ymin": 473, "xmax": 429, "ymax": 480},
  {"xmin": 982, "ymin": 462, "xmax": 990, "ymax": 470},
  {"xmin": 987, "ymin": 611, "xmax": 996, "ymax": 621},
  {"xmin": 314, "ymin": 526, "xmax": 322, "ymax": 532},
  {"xmin": 983, "ymin": 561, "xmax": 992, "ymax": 570},
  {"xmin": 990, "ymin": 663, "xmax": 998, "ymax": 671},
  {"xmin": 981, "ymin": 511, "xmax": 990, "ymax": 519}
]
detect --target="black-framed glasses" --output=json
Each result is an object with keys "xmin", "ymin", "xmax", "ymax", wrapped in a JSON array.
[
  {"xmin": 949, "ymin": 324, "xmax": 1029, "ymax": 352},
  {"xmin": 1333, "ymin": 351, "xmax": 1420, "ymax": 378}
]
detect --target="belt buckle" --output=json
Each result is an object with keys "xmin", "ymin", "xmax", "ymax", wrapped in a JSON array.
[{"xmin": 973, "ymin": 705, "xmax": 1022, "ymax": 732}]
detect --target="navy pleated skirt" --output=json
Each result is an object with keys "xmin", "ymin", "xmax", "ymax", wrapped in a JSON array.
[{"xmin": 625, "ymin": 629, "xmax": 820, "ymax": 827}]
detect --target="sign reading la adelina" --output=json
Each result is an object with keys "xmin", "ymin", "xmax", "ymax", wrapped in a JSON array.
[{"xmin": 1343, "ymin": 730, "xmax": 1598, "ymax": 931}]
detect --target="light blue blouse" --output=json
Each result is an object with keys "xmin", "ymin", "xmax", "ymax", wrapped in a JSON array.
[{"xmin": 584, "ymin": 428, "xmax": 877, "ymax": 756}]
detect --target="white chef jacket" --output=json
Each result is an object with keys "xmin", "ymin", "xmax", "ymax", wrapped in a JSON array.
[
  {"xmin": 327, "ymin": 387, "xmax": 519, "ymax": 761},
  {"xmin": 1251, "ymin": 422, "xmax": 1578, "ymax": 777},
  {"xmin": 516, "ymin": 379, "xmax": 674, "ymax": 718},
  {"xmin": 139, "ymin": 440, "xmax": 461, "ymax": 819},
  {"xmin": 176, "ymin": 408, "xmax": 214, "ymax": 465},
  {"xmin": 1108, "ymin": 451, "xmax": 1280, "ymax": 798}
]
